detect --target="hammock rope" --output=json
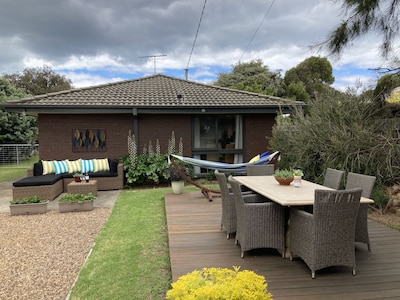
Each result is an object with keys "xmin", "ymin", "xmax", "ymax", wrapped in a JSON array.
[{"xmin": 169, "ymin": 151, "xmax": 280, "ymax": 201}]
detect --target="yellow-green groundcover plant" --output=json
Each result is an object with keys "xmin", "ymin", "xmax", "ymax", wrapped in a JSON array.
[{"xmin": 166, "ymin": 266, "xmax": 273, "ymax": 300}]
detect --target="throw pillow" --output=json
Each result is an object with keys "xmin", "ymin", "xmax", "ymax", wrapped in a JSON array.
[
  {"xmin": 42, "ymin": 160, "xmax": 55, "ymax": 175},
  {"xmin": 81, "ymin": 159, "xmax": 94, "ymax": 173},
  {"xmin": 67, "ymin": 159, "xmax": 81, "ymax": 173},
  {"xmin": 93, "ymin": 158, "xmax": 110, "ymax": 172},
  {"xmin": 53, "ymin": 160, "xmax": 68, "ymax": 174}
]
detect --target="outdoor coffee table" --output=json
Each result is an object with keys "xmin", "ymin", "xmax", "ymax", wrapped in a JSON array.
[{"xmin": 67, "ymin": 180, "xmax": 98, "ymax": 196}]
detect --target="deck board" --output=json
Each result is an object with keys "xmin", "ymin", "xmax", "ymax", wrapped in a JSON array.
[{"xmin": 165, "ymin": 191, "xmax": 400, "ymax": 299}]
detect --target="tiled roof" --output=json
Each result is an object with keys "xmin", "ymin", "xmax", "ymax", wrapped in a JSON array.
[{"xmin": 3, "ymin": 74, "xmax": 301, "ymax": 111}]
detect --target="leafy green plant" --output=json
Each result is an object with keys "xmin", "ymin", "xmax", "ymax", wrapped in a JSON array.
[
  {"xmin": 122, "ymin": 153, "xmax": 170, "ymax": 186},
  {"xmin": 58, "ymin": 193, "xmax": 96, "ymax": 203},
  {"xmin": 166, "ymin": 266, "xmax": 272, "ymax": 300},
  {"xmin": 274, "ymin": 169, "xmax": 294, "ymax": 179},
  {"xmin": 293, "ymin": 169, "xmax": 304, "ymax": 176},
  {"xmin": 10, "ymin": 195, "xmax": 46, "ymax": 205}
]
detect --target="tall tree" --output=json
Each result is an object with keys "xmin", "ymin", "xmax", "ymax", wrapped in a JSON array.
[
  {"xmin": 284, "ymin": 56, "xmax": 334, "ymax": 101},
  {"xmin": 0, "ymin": 78, "xmax": 37, "ymax": 143},
  {"xmin": 324, "ymin": 0, "xmax": 400, "ymax": 63},
  {"xmin": 374, "ymin": 73, "xmax": 400, "ymax": 101},
  {"xmin": 214, "ymin": 59, "xmax": 285, "ymax": 97},
  {"xmin": 3, "ymin": 65, "xmax": 73, "ymax": 95}
]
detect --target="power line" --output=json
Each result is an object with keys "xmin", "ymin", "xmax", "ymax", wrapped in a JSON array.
[
  {"xmin": 185, "ymin": 0, "xmax": 208, "ymax": 79},
  {"xmin": 238, "ymin": 0, "xmax": 276, "ymax": 63}
]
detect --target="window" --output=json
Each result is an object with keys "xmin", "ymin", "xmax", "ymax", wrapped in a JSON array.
[{"xmin": 192, "ymin": 115, "xmax": 243, "ymax": 173}]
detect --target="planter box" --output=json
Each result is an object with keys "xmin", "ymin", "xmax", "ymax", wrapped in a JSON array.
[
  {"xmin": 9, "ymin": 202, "xmax": 48, "ymax": 216},
  {"xmin": 58, "ymin": 200, "xmax": 94, "ymax": 213}
]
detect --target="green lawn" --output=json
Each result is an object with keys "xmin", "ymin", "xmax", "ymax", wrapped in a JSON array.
[
  {"xmin": 0, "ymin": 155, "xmax": 39, "ymax": 182},
  {"xmin": 70, "ymin": 188, "xmax": 172, "ymax": 299}
]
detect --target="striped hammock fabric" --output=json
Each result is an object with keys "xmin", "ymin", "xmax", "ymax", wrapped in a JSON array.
[{"xmin": 170, "ymin": 151, "xmax": 279, "ymax": 173}]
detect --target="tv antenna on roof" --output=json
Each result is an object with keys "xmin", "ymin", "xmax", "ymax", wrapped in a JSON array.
[{"xmin": 139, "ymin": 54, "xmax": 167, "ymax": 74}]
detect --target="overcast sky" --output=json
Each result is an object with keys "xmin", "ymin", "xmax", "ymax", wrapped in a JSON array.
[{"xmin": 0, "ymin": 0, "xmax": 387, "ymax": 92}]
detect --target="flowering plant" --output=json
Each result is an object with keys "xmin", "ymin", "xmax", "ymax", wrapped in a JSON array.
[{"xmin": 166, "ymin": 266, "xmax": 272, "ymax": 300}]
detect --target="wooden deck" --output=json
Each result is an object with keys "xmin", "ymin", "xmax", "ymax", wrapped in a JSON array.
[{"xmin": 165, "ymin": 191, "xmax": 400, "ymax": 300}]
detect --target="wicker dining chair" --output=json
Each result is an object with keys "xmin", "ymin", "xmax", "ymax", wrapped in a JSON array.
[
  {"xmin": 345, "ymin": 172, "xmax": 376, "ymax": 251},
  {"xmin": 323, "ymin": 168, "xmax": 345, "ymax": 190},
  {"xmin": 215, "ymin": 170, "xmax": 237, "ymax": 239},
  {"xmin": 289, "ymin": 188, "xmax": 362, "ymax": 279},
  {"xmin": 215, "ymin": 170, "xmax": 265, "ymax": 239},
  {"xmin": 228, "ymin": 177, "xmax": 286, "ymax": 258},
  {"xmin": 245, "ymin": 164, "xmax": 275, "ymax": 176}
]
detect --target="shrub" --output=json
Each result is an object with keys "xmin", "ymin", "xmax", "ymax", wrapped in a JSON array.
[
  {"xmin": 122, "ymin": 153, "xmax": 170, "ymax": 186},
  {"xmin": 269, "ymin": 89, "xmax": 400, "ymax": 187},
  {"xmin": 166, "ymin": 266, "xmax": 272, "ymax": 300}
]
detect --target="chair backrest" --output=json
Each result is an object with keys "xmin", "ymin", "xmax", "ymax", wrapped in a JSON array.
[
  {"xmin": 323, "ymin": 168, "xmax": 345, "ymax": 190},
  {"xmin": 215, "ymin": 170, "xmax": 230, "ymax": 198},
  {"xmin": 345, "ymin": 172, "xmax": 376, "ymax": 198},
  {"xmin": 313, "ymin": 188, "xmax": 362, "ymax": 235},
  {"xmin": 228, "ymin": 176, "xmax": 244, "ymax": 208},
  {"xmin": 246, "ymin": 164, "xmax": 275, "ymax": 176}
]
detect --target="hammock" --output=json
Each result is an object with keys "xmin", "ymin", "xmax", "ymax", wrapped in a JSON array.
[
  {"xmin": 169, "ymin": 151, "xmax": 280, "ymax": 201},
  {"xmin": 170, "ymin": 151, "xmax": 280, "ymax": 173}
]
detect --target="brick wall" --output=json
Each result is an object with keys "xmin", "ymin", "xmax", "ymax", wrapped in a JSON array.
[
  {"xmin": 38, "ymin": 114, "xmax": 132, "ymax": 160},
  {"xmin": 38, "ymin": 113, "xmax": 275, "ymax": 162},
  {"xmin": 138, "ymin": 114, "xmax": 192, "ymax": 156},
  {"xmin": 244, "ymin": 114, "xmax": 275, "ymax": 161}
]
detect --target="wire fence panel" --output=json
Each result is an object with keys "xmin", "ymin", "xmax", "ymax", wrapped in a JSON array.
[{"xmin": 0, "ymin": 144, "xmax": 39, "ymax": 166}]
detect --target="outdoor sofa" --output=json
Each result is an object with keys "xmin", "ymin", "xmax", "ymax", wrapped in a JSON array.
[{"xmin": 12, "ymin": 158, "xmax": 124, "ymax": 201}]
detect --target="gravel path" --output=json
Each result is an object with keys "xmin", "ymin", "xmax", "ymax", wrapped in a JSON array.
[{"xmin": 0, "ymin": 208, "xmax": 111, "ymax": 300}]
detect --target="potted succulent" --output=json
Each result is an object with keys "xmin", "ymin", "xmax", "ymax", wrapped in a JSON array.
[
  {"xmin": 73, "ymin": 173, "xmax": 83, "ymax": 182},
  {"xmin": 58, "ymin": 193, "xmax": 96, "ymax": 213},
  {"xmin": 9, "ymin": 195, "xmax": 48, "ymax": 216},
  {"xmin": 293, "ymin": 169, "xmax": 304, "ymax": 187},
  {"xmin": 274, "ymin": 169, "xmax": 294, "ymax": 185}
]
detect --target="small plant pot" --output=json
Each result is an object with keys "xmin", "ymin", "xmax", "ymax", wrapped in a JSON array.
[
  {"xmin": 74, "ymin": 177, "xmax": 81, "ymax": 182},
  {"xmin": 9, "ymin": 201, "xmax": 48, "ymax": 216},
  {"xmin": 274, "ymin": 177, "xmax": 294, "ymax": 185},
  {"xmin": 171, "ymin": 181, "xmax": 185, "ymax": 194}
]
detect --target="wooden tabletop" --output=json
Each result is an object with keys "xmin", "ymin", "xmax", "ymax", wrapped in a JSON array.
[{"xmin": 232, "ymin": 176, "xmax": 374, "ymax": 206}]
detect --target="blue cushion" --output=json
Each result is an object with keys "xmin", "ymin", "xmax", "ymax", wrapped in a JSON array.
[
  {"xmin": 53, "ymin": 160, "xmax": 68, "ymax": 174},
  {"xmin": 81, "ymin": 159, "xmax": 94, "ymax": 173}
]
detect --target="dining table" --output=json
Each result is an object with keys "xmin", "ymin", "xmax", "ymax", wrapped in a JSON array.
[
  {"xmin": 232, "ymin": 175, "xmax": 374, "ymax": 257},
  {"xmin": 232, "ymin": 175, "xmax": 374, "ymax": 206}
]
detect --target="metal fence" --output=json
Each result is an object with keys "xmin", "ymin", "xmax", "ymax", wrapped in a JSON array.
[{"xmin": 0, "ymin": 144, "xmax": 39, "ymax": 166}]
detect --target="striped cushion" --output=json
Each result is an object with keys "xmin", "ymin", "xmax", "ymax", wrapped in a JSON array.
[
  {"xmin": 93, "ymin": 158, "xmax": 110, "ymax": 172},
  {"xmin": 81, "ymin": 159, "xmax": 94, "ymax": 173},
  {"xmin": 42, "ymin": 160, "xmax": 55, "ymax": 175},
  {"xmin": 67, "ymin": 159, "xmax": 81, "ymax": 173},
  {"xmin": 53, "ymin": 160, "xmax": 68, "ymax": 174}
]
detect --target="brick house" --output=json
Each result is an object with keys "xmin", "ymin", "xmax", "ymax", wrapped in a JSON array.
[{"xmin": 3, "ymin": 74, "xmax": 302, "ymax": 173}]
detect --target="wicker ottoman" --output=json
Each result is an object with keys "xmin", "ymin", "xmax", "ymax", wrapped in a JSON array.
[{"xmin": 67, "ymin": 180, "xmax": 98, "ymax": 196}]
